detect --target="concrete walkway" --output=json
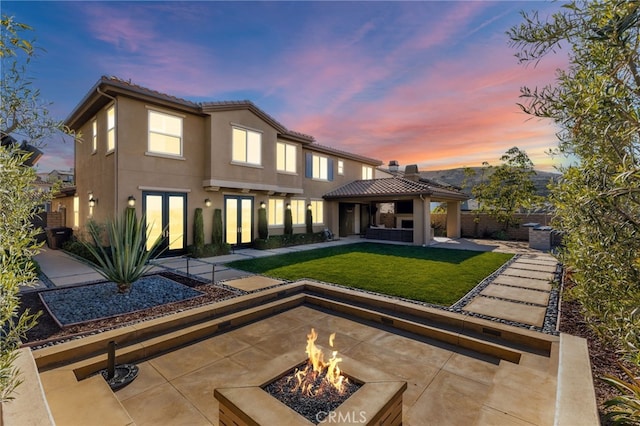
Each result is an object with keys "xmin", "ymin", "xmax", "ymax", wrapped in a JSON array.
[{"xmin": 28, "ymin": 237, "xmax": 559, "ymax": 331}]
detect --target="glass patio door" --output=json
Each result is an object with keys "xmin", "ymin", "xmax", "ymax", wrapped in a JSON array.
[
  {"xmin": 143, "ymin": 191, "xmax": 186, "ymax": 256},
  {"xmin": 225, "ymin": 195, "xmax": 253, "ymax": 247}
]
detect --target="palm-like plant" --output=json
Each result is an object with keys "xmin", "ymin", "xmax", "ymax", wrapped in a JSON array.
[{"xmin": 81, "ymin": 208, "xmax": 165, "ymax": 293}]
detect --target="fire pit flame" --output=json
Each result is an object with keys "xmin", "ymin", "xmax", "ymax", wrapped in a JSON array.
[{"xmin": 290, "ymin": 328, "xmax": 349, "ymax": 396}]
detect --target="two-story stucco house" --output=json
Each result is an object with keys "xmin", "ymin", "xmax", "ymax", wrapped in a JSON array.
[{"xmin": 65, "ymin": 76, "xmax": 465, "ymax": 255}]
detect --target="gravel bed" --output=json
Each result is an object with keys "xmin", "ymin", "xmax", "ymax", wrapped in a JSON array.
[{"xmin": 39, "ymin": 275, "xmax": 204, "ymax": 327}]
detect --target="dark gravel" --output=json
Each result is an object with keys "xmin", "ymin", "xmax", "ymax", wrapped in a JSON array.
[
  {"xmin": 19, "ymin": 272, "xmax": 240, "ymax": 346},
  {"xmin": 39, "ymin": 275, "xmax": 204, "ymax": 327},
  {"xmin": 263, "ymin": 361, "xmax": 362, "ymax": 424}
]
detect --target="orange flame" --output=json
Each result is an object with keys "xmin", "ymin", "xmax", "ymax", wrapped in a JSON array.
[{"xmin": 291, "ymin": 328, "xmax": 348, "ymax": 395}]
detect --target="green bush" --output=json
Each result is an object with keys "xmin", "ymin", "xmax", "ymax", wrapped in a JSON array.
[
  {"xmin": 212, "ymin": 209, "xmax": 223, "ymax": 246},
  {"xmin": 81, "ymin": 209, "xmax": 165, "ymax": 293},
  {"xmin": 253, "ymin": 232, "xmax": 326, "ymax": 250},
  {"xmin": 306, "ymin": 209, "xmax": 313, "ymax": 234},
  {"xmin": 187, "ymin": 243, "xmax": 231, "ymax": 258},
  {"xmin": 62, "ymin": 238, "xmax": 99, "ymax": 264},
  {"xmin": 194, "ymin": 208, "xmax": 204, "ymax": 250},
  {"xmin": 258, "ymin": 207, "xmax": 268, "ymax": 239},
  {"xmin": 284, "ymin": 208, "xmax": 293, "ymax": 235}
]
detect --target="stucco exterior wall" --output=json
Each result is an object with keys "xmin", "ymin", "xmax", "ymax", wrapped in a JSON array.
[{"xmin": 431, "ymin": 212, "xmax": 552, "ymax": 240}]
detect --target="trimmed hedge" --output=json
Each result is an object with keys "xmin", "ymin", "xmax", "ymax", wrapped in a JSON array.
[{"xmin": 253, "ymin": 232, "xmax": 326, "ymax": 250}]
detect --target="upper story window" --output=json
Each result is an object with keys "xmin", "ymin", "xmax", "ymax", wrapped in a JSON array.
[
  {"xmin": 290, "ymin": 199, "xmax": 306, "ymax": 225},
  {"xmin": 277, "ymin": 142, "xmax": 297, "ymax": 173},
  {"xmin": 106, "ymin": 105, "xmax": 116, "ymax": 152},
  {"xmin": 91, "ymin": 119, "xmax": 97, "ymax": 153},
  {"xmin": 268, "ymin": 199, "xmax": 284, "ymax": 226},
  {"xmin": 305, "ymin": 153, "xmax": 333, "ymax": 181},
  {"xmin": 148, "ymin": 110, "xmax": 183, "ymax": 156},
  {"xmin": 362, "ymin": 165, "xmax": 373, "ymax": 180},
  {"xmin": 338, "ymin": 159, "xmax": 344, "ymax": 175},
  {"xmin": 232, "ymin": 126, "xmax": 261, "ymax": 166}
]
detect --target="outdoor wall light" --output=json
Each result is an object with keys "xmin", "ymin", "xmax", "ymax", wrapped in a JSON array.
[
  {"xmin": 205, "ymin": 198, "xmax": 212, "ymax": 207},
  {"xmin": 89, "ymin": 197, "xmax": 97, "ymax": 207},
  {"xmin": 286, "ymin": 203, "xmax": 291, "ymax": 210},
  {"xmin": 127, "ymin": 195, "xmax": 136, "ymax": 207},
  {"xmin": 307, "ymin": 203, "xmax": 312, "ymax": 210},
  {"xmin": 260, "ymin": 201, "xmax": 266, "ymax": 209}
]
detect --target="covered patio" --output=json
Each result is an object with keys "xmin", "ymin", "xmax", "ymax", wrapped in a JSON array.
[{"xmin": 323, "ymin": 176, "xmax": 468, "ymax": 245}]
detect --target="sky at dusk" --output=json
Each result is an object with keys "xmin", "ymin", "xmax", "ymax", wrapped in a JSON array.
[{"xmin": 3, "ymin": 1, "xmax": 569, "ymax": 173}]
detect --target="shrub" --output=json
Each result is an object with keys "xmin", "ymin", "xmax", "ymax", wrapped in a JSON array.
[
  {"xmin": 187, "ymin": 243, "xmax": 230, "ymax": 258},
  {"xmin": 306, "ymin": 209, "xmax": 313, "ymax": 234},
  {"xmin": 284, "ymin": 208, "xmax": 293, "ymax": 235},
  {"xmin": 194, "ymin": 208, "xmax": 204, "ymax": 251},
  {"xmin": 258, "ymin": 206, "xmax": 268, "ymax": 239},
  {"xmin": 253, "ymin": 232, "xmax": 326, "ymax": 250},
  {"xmin": 81, "ymin": 209, "xmax": 165, "ymax": 293},
  {"xmin": 212, "ymin": 209, "xmax": 223, "ymax": 246}
]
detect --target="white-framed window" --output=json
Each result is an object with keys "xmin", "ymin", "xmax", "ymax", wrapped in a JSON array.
[
  {"xmin": 277, "ymin": 142, "xmax": 297, "ymax": 173},
  {"xmin": 91, "ymin": 119, "xmax": 97, "ymax": 153},
  {"xmin": 106, "ymin": 105, "xmax": 115, "ymax": 152},
  {"xmin": 232, "ymin": 126, "xmax": 262, "ymax": 165},
  {"xmin": 268, "ymin": 199, "xmax": 284, "ymax": 226},
  {"xmin": 313, "ymin": 154, "xmax": 328, "ymax": 180},
  {"xmin": 362, "ymin": 165, "xmax": 373, "ymax": 180},
  {"xmin": 338, "ymin": 159, "xmax": 344, "ymax": 175},
  {"xmin": 290, "ymin": 199, "xmax": 306, "ymax": 225},
  {"xmin": 309, "ymin": 200, "xmax": 324, "ymax": 224},
  {"xmin": 148, "ymin": 109, "xmax": 183, "ymax": 156}
]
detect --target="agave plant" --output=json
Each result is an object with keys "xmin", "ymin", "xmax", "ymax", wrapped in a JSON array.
[{"xmin": 81, "ymin": 208, "xmax": 165, "ymax": 293}]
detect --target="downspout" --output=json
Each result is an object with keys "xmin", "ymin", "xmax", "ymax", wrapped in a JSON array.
[{"xmin": 96, "ymin": 87, "xmax": 118, "ymax": 215}]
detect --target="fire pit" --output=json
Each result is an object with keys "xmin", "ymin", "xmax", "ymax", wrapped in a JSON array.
[{"xmin": 215, "ymin": 328, "xmax": 407, "ymax": 425}]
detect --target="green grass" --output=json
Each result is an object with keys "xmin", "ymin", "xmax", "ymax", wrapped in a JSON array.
[{"xmin": 228, "ymin": 243, "xmax": 513, "ymax": 306}]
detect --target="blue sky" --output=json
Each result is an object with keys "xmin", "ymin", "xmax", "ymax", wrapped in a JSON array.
[{"xmin": 3, "ymin": 1, "xmax": 567, "ymax": 173}]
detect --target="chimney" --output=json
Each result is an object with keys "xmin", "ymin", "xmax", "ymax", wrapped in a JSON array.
[
  {"xmin": 388, "ymin": 160, "xmax": 399, "ymax": 173},
  {"xmin": 404, "ymin": 164, "xmax": 420, "ymax": 182}
]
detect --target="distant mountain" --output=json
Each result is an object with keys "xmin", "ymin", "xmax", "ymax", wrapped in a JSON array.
[{"xmin": 419, "ymin": 167, "xmax": 561, "ymax": 198}]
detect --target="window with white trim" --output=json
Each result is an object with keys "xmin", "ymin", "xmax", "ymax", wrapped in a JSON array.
[
  {"xmin": 107, "ymin": 105, "xmax": 115, "ymax": 152},
  {"xmin": 290, "ymin": 199, "xmax": 306, "ymax": 225},
  {"xmin": 232, "ymin": 126, "xmax": 261, "ymax": 165},
  {"xmin": 313, "ymin": 154, "xmax": 328, "ymax": 180},
  {"xmin": 277, "ymin": 142, "xmax": 297, "ymax": 173},
  {"xmin": 309, "ymin": 200, "xmax": 324, "ymax": 224},
  {"xmin": 91, "ymin": 119, "xmax": 97, "ymax": 153},
  {"xmin": 148, "ymin": 110, "xmax": 183, "ymax": 156},
  {"xmin": 268, "ymin": 199, "xmax": 284, "ymax": 226},
  {"xmin": 362, "ymin": 165, "xmax": 373, "ymax": 180},
  {"xmin": 338, "ymin": 159, "xmax": 344, "ymax": 175}
]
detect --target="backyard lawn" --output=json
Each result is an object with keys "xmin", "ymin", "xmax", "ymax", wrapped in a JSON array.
[{"xmin": 228, "ymin": 243, "xmax": 513, "ymax": 306}]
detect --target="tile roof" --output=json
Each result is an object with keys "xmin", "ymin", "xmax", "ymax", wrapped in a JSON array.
[{"xmin": 323, "ymin": 177, "xmax": 468, "ymax": 200}]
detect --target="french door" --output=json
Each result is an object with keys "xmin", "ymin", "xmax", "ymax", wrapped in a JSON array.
[
  {"xmin": 225, "ymin": 195, "xmax": 253, "ymax": 247},
  {"xmin": 143, "ymin": 191, "xmax": 187, "ymax": 256}
]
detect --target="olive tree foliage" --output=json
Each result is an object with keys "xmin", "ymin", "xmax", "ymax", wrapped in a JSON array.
[
  {"xmin": 468, "ymin": 147, "xmax": 543, "ymax": 233},
  {"xmin": 508, "ymin": 1, "xmax": 640, "ymax": 361},
  {"xmin": 0, "ymin": 16, "xmax": 70, "ymax": 401}
]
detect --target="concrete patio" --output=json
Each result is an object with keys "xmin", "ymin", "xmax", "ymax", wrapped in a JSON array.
[{"xmin": 7, "ymin": 238, "xmax": 599, "ymax": 425}]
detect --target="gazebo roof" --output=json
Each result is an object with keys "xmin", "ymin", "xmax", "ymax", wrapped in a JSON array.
[{"xmin": 323, "ymin": 177, "xmax": 468, "ymax": 201}]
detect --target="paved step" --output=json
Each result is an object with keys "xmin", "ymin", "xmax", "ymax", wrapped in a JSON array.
[
  {"xmin": 492, "ymin": 275, "xmax": 553, "ymax": 291},
  {"xmin": 509, "ymin": 262, "xmax": 557, "ymax": 273},
  {"xmin": 480, "ymin": 284, "xmax": 550, "ymax": 306},
  {"xmin": 502, "ymin": 267, "xmax": 555, "ymax": 281},
  {"xmin": 463, "ymin": 296, "xmax": 547, "ymax": 327},
  {"xmin": 478, "ymin": 360, "xmax": 557, "ymax": 425}
]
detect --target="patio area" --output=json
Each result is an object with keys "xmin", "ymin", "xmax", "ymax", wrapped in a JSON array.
[{"xmin": 7, "ymin": 238, "xmax": 599, "ymax": 425}]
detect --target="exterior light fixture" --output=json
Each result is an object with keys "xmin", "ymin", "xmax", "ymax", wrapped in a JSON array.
[
  {"xmin": 307, "ymin": 203, "xmax": 312, "ymax": 210},
  {"xmin": 89, "ymin": 197, "xmax": 97, "ymax": 207},
  {"xmin": 205, "ymin": 198, "xmax": 212, "ymax": 207},
  {"xmin": 286, "ymin": 203, "xmax": 291, "ymax": 210},
  {"xmin": 260, "ymin": 201, "xmax": 266, "ymax": 209},
  {"xmin": 127, "ymin": 195, "xmax": 136, "ymax": 207}
]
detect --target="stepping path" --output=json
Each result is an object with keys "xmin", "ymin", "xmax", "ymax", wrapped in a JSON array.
[{"xmin": 462, "ymin": 253, "xmax": 558, "ymax": 328}]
